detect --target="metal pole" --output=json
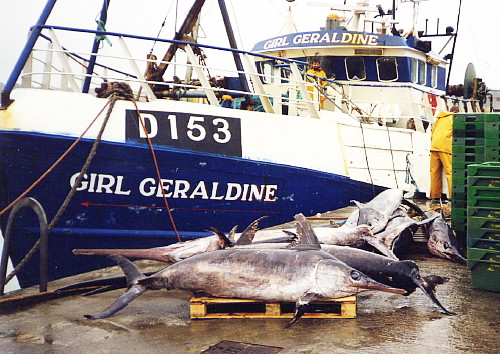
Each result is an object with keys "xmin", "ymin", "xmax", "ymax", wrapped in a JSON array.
[
  {"xmin": 217, "ymin": 0, "xmax": 251, "ymax": 94},
  {"xmin": 82, "ymin": 0, "xmax": 110, "ymax": 93},
  {"xmin": 446, "ymin": 0, "xmax": 462, "ymax": 91},
  {"xmin": 1, "ymin": 0, "xmax": 58, "ymax": 109}
]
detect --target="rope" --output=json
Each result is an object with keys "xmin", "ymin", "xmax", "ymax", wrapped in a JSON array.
[
  {"xmin": 384, "ymin": 124, "xmax": 400, "ymax": 189},
  {"xmin": 0, "ymin": 100, "xmax": 111, "ymax": 218},
  {"xmin": 315, "ymin": 80, "xmax": 376, "ymax": 195},
  {"xmin": 128, "ymin": 98, "xmax": 182, "ymax": 242},
  {"xmin": 3, "ymin": 95, "xmax": 118, "ymax": 284}
]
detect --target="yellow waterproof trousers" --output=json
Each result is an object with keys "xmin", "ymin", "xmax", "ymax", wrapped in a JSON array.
[{"xmin": 430, "ymin": 151, "xmax": 452, "ymax": 199}]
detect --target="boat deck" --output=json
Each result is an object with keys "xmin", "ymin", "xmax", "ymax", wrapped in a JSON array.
[{"xmin": 1, "ymin": 202, "xmax": 499, "ymax": 353}]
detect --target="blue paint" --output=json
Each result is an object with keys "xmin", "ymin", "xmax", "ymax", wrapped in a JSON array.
[{"xmin": 0, "ymin": 130, "xmax": 379, "ymax": 287}]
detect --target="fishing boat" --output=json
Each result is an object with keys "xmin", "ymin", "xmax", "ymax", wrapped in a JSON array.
[{"xmin": 0, "ymin": 0, "xmax": 484, "ymax": 288}]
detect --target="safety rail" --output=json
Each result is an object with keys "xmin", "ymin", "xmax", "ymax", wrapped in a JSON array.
[
  {"xmin": 3, "ymin": 23, "xmax": 479, "ymax": 123},
  {"xmin": 0, "ymin": 198, "xmax": 48, "ymax": 295}
]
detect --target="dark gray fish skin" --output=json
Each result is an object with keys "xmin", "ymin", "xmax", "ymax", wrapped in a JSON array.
[
  {"xmin": 85, "ymin": 249, "xmax": 405, "ymax": 321},
  {"xmin": 425, "ymin": 211, "xmax": 466, "ymax": 264},
  {"xmin": 375, "ymin": 213, "xmax": 438, "ymax": 257},
  {"xmin": 85, "ymin": 215, "xmax": 406, "ymax": 324},
  {"xmin": 319, "ymin": 245, "xmax": 455, "ymax": 315}
]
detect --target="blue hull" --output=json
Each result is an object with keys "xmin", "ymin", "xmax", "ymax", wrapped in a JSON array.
[{"xmin": 0, "ymin": 131, "xmax": 379, "ymax": 287}]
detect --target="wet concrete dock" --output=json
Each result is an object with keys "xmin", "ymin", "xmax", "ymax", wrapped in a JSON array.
[{"xmin": 1, "ymin": 205, "xmax": 499, "ymax": 353}]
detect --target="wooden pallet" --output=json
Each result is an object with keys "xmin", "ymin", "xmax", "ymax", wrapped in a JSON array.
[{"xmin": 190, "ymin": 295, "xmax": 356, "ymax": 319}]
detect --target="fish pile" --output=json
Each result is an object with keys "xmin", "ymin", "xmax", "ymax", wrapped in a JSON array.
[{"xmin": 73, "ymin": 189, "xmax": 465, "ymax": 326}]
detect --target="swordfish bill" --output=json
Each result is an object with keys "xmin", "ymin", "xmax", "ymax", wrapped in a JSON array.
[{"xmin": 84, "ymin": 214, "xmax": 406, "ymax": 327}]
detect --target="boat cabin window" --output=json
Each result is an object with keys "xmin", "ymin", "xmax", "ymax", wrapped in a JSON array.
[
  {"xmin": 430, "ymin": 64, "xmax": 438, "ymax": 88},
  {"xmin": 418, "ymin": 60, "xmax": 426, "ymax": 85},
  {"xmin": 411, "ymin": 58, "xmax": 418, "ymax": 83},
  {"xmin": 260, "ymin": 61, "xmax": 274, "ymax": 83},
  {"xmin": 377, "ymin": 57, "xmax": 398, "ymax": 82},
  {"xmin": 345, "ymin": 57, "xmax": 366, "ymax": 81}
]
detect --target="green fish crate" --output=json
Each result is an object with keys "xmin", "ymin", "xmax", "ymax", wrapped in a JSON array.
[
  {"xmin": 467, "ymin": 162, "xmax": 500, "ymax": 178},
  {"xmin": 467, "ymin": 216, "xmax": 500, "ymax": 231},
  {"xmin": 453, "ymin": 121, "xmax": 485, "ymax": 132},
  {"xmin": 467, "ymin": 226, "xmax": 500, "ymax": 240},
  {"xmin": 452, "ymin": 168, "xmax": 468, "ymax": 179},
  {"xmin": 467, "ymin": 206, "xmax": 500, "ymax": 219},
  {"xmin": 453, "ymin": 129, "xmax": 484, "ymax": 138},
  {"xmin": 467, "ymin": 248, "xmax": 500, "ymax": 292},
  {"xmin": 452, "ymin": 157, "xmax": 485, "ymax": 170},
  {"xmin": 451, "ymin": 207, "xmax": 467, "ymax": 232},
  {"xmin": 451, "ymin": 197, "xmax": 467, "ymax": 209},
  {"xmin": 484, "ymin": 121, "xmax": 499, "ymax": 140},
  {"xmin": 453, "ymin": 113, "xmax": 491, "ymax": 123},
  {"xmin": 467, "ymin": 186, "xmax": 500, "ymax": 199},
  {"xmin": 452, "ymin": 145, "xmax": 485, "ymax": 155},
  {"xmin": 467, "ymin": 195, "xmax": 500, "ymax": 208},
  {"xmin": 467, "ymin": 238, "xmax": 500, "ymax": 251},
  {"xmin": 452, "ymin": 182, "xmax": 467, "ymax": 196},
  {"xmin": 467, "ymin": 175, "xmax": 500, "ymax": 188},
  {"xmin": 484, "ymin": 138, "xmax": 500, "ymax": 147},
  {"xmin": 483, "ymin": 148, "xmax": 500, "ymax": 161},
  {"xmin": 453, "ymin": 137, "xmax": 485, "ymax": 147}
]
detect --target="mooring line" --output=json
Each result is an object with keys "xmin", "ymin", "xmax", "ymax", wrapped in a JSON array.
[{"xmin": 128, "ymin": 98, "xmax": 182, "ymax": 242}]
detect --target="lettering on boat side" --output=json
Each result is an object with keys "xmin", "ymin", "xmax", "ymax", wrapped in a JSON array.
[
  {"xmin": 125, "ymin": 110, "xmax": 242, "ymax": 157},
  {"xmin": 70, "ymin": 173, "xmax": 279, "ymax": 202},
  {"xmin": 261, "ymin": 31, "xmax": 380, "ymax": 50}
]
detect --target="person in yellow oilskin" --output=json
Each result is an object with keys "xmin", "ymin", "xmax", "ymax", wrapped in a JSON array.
[
  {"xmin": 429, "ymin": 105, "xmax": 460, "ymax": 202},
  {"xmin": 306, "ymin": 58, "xmax": 327, "ymax": 109}
]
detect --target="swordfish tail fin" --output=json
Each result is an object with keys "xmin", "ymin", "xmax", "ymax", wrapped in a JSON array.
[
  {"xmin": 110, "ymin": 255, "xmax": 145, "ymax": 288},
  {"xmin": 84, "ymin": 256, "xmax": 148, "ymax": 319},
  {"xmin": 84, "ymin": 284, "xmax": 147, "ymax": 319}
]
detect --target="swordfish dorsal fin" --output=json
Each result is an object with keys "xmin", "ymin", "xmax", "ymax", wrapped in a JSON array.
[
  {"xmin": 290, "ymin": 213, "xmax": 321, "ymax": 250},
  {"xmin": 209, "ymin": 227, "xmax": 232, "ymax": 249},
  {"xmin": 235, "ymin": 216, "xmax": 268, "ymax": 245}
]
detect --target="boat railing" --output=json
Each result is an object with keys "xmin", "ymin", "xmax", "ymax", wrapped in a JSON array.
[
  {"xmin": 12, "ymin": 25, "xmax": 329, "ymax": 114},
  {"xmin": 7, "ymin": 24, "xmax": 480, "ymax": 125}
]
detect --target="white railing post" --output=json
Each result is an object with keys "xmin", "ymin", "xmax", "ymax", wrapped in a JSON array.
[
  {"xmin": 241, "ymin": 53, "xmax": 274, "ymax": 114},
  {"xmin": 184, "ymin": 44, "xmax": 219, "ymax": 107},
  {"xmin": 290, "ymin": 62, "xmax": 320, "ymax": 119},
  {"xmin": 41, "ymin": 42, "xmax": 53, "ymax": 89},
  {"xmin": 47, "ymin": 28, "xmax": 80, "ymax": 92},
  {"xmin": 117, "ymin": 37, "xmax": 156, "ymax": 101}
]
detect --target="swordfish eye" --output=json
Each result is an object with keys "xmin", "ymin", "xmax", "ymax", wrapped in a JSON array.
[
  {"xmin": 443, "ymin": 242, "xmax": 450, "ymax": 250},
  {"xmin": 350, "ymin": 270, "xmax": 362, "ymax": 281}
]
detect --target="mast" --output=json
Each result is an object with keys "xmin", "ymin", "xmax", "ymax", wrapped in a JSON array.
[
  {"xmin": 446, "ymin": 0, "xmax": 462, "ymax": 91},
  {"xmin": 154, "ymin": 0, "xmax": 206, "ymax": 79},
  {"xmin": 82, "ymin": 0, "xmax": 110, "ymax": 94},
  {"xmin": 1, "ymin": 0, "xmax": 58, "ymax": 109},
  {"xmin": 217, "ymin": 0, "xmax": 250, "ymax": 94}
]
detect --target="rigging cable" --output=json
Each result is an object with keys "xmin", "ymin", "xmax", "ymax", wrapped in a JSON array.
[
  {"xmin": 2, "ymin": 95, "xmax": 119, "ymax": 285},
  {"xmin": 129, "ymin": 98, "xmax": 181, "ymax": 242},
  {"xmin": 150, "ymin": 0, "xmax": 176, "ymax": 54}
]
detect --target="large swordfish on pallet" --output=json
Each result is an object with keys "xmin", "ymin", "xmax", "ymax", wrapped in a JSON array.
[{"xmin": 84, "ymin": 214, "xmax": 406, "ymax": 327}]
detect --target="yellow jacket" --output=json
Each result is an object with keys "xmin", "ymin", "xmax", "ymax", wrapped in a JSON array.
[
  {"xmin": 430, "ymin": 111, "xmax": 454, "ymax": 154},
  {"xmin": 306, "ymin": 68, "xmax": 327, "ymax": 86}
]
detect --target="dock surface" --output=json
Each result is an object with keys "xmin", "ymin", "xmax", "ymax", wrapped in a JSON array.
[{"xmin": 1, "ymin": 203, "xmax": 499, "ymax": 353}]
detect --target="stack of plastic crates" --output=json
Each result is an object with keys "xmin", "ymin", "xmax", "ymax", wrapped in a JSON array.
[
  {"xmin": 451, "ymin": 114, "xmax": 500, "ymax": 242},
  {"xmin": 466, "ymin": 162, "xmax": 500, "ymax": 292}
]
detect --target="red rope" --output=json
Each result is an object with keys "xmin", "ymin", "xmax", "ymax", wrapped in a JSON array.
[
  {"xmin": 129, "ymin": 98, "xmax": 182, "ymax": 242},
  {"xmin": 0, "ymin": 100, "xmax": 111, "ymax": 217}
]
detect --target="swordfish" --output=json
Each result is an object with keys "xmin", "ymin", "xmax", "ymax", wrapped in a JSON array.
[{"xmin": 84, "ymin": 214, "xmax": 406, "ymax": 327}]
